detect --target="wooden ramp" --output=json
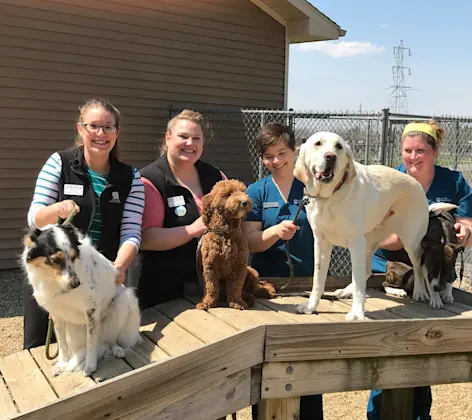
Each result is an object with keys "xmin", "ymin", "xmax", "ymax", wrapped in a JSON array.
[{"xmin": 2, "ymin": 276, "xmax": 472, "ymax": 420}]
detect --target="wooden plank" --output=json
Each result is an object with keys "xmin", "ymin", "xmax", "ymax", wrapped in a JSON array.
[
  {"xmin": 14, "ymin": 326, "xmax": 266, "ymax": 420},
  {"xmin": 259, "ymin": 296, "xmax": 350, "ymax": 323},
  {"xmin": 260, "ymin": 274, "xmax": 385, "ymax": 292},
  {"xmin": 264, "ymin": 317, "xmax": 472, "ymax": 362},
  {"xmin": 0, "ymin": 373, "xmax": 18, "ymax": 419},
  {"xmin": 366, "ymin": 288, "xmax": 458, "ymax": 319},
  {"xmin": 153, "ymin": 368, "xmax": 253, "ymax": 420},
  {"xmin": 140, "ymin": 307, "xmax": 204, "ymax": 356},
  {"xmin": 123, "ymin": 334, "xmax": 170, "ymax": 370},
  {"xmin": 333, "ymin": 298, "xmax": 404, "ymax": 320},
  {"xmin": 260, "ymin": 353, "xmax": 472, "ymax": 398},
  {"xmin": 452, "ymin": 287, "xmax": 472, "ymax": 306},
  {"xmin": 29, "ymin": 346, "xmax": 95, "ymax": 398},
  {"xmin": 380, "ymin": 388, "xmax": 414, "ymax": 420},
  {"xmin": 155, "ymin": 298, "xmax": 238, "ymax": 343},
  {"xmin": 442, "ymin": 301, "xmax": 472, "ymax": 317},
  {"xmin": 185, "ymin": 295, "xmax": 296, "ymax": 330},
  {"xmin": 0, "ymin": 350, "xmax": 57, "ymax": 413},
  {"xmin": 257, "ymin": 397, "xmax": 301, "ymax": 420}
]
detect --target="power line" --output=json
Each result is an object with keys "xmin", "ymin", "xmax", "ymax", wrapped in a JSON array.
[{"xmin": 387, "ymin": 40, "xmax": 415, "ymax": 113}]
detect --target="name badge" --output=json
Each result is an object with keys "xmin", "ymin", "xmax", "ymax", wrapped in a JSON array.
[
  {"xmin": 167, "ymin": 195, "xmax": 185, "ymax": 208},
  {"xmin": 64, "ymin": 184, "xmax": 84, "ymax": 196},
  {"xmin": 263, "ymin": 202, "xmax": 279, "ymax": 209}
]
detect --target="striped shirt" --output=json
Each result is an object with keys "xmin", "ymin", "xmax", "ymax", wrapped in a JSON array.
[{"xmin": 27, "ymin": 152, "xmax": 145, "ymax": 251}]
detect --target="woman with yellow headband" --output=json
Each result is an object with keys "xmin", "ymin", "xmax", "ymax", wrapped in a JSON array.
[{"xmin": 367, "ymin": 119, "xmax": 472, "ymax": 420}]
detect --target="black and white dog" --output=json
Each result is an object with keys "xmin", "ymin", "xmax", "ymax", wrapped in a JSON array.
[
  {"xmin": 383, "ymin": 202, "xmax": 464, "ymax": 308},
  {"xmin": 21, "ymin": 224, "xmax": 141, "ymax": 377}
]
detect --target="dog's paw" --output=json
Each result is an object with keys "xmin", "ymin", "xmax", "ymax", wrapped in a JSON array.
[
  {"xmin": 440, "ymin": 292, "xmax": 454, "ymax": 304},
  {"xmin": 413, "ymin": 288, "xmax": 429, "ymax": 303},
  {"xmin": 52, "ymin": 362, "xmax": 66, "ymax": 377},
  {"xmin": 228, "ymin": 300, "xmax": 248, "ymax": 310},
  {"xmin": 83, "ymin": 360, "xmax": 97, "ymax": 377},
  {"xmin": 112, "ymin": 345, "xmax": 125, "ymax": 359},
  {"xmin": 429, "ymin": 293, "xmax": 443, "ymax": 309},
  {"xmin": 384, "ymin": 286, "xmax": 408, "ymax": 298},
  {"xmin": 345, "ymin": 309, "xmax": 366, "ymax": 321},
  {"xmin": 296, "ymin": 302, "xmax": 317, "ymax": 315},
  {"xmin": 334, "ymin": 284, "xmax": 353, "ymax": 299}
]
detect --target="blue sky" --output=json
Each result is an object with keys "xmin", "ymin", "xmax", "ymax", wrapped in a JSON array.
[{"xmin": 287, "ymin": 0, "xmax": 472, "ymax": 116}]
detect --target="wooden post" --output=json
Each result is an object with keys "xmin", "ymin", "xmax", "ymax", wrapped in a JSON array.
[
  {"xmin": 258, "ymin": 397, "xmax": 301, "ymax": 420},
  {"xmin": 380, "ymin": 388, "xmax": 414, "ymax": 420}
]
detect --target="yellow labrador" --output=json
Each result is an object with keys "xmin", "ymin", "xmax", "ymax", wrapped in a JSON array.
[{"xmin": 294, "ymin": 132, "xmax": 430, "ymax": 321}]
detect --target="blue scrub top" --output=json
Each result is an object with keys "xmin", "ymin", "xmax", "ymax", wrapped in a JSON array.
[
  {"xmin": 246, "ymin": 176, "xmax": 314, "ymax": 277},
  {"xmin": 372, "ymin": 164, "xmax": 472, "ymax": 273}
]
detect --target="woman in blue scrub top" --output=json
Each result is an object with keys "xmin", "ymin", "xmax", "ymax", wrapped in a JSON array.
[
  {"xmin": 243, "ymin": 122, "xmax": 322, "ymax": 420},
  {"xmin": 368, "ymin": 119, "xmax": 472, "ymax": 420}
]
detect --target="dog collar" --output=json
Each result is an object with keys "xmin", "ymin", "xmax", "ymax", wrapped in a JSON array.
[
  {"xmin": 204, "ymin": 228, "xmax": 230, "ymax": 236},
  {"xmin": 333, "ymin": 167, "xmax": 349, "ymax": 193}
]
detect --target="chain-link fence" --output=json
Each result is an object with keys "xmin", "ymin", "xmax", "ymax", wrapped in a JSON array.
[{"xmin": 168, "ymin": 106, "xmax": 472, "ymax": 281}]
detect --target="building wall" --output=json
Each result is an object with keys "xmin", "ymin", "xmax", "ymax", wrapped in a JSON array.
[{"xmin": 0, "ymin": 0, "xmax": 285, "ymax": 269}]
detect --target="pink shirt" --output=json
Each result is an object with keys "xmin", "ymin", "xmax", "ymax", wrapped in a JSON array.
[{"xmin": 142, "ymin": 171, "xmax": 227, "ymax": 229}]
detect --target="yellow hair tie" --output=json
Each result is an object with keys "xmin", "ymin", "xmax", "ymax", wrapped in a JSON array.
[{"xmin": 402, "ymin": 122, "xmax": 437, "ymax": 141}]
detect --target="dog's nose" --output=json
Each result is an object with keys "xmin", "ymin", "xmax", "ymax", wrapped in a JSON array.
[
  {"xmin": 241, "ymin": 200, "xmax": 247, "ymax": 207},
  {"xmin": 324, "ymin": 152, "xmax": 337, "ymax": 163}
]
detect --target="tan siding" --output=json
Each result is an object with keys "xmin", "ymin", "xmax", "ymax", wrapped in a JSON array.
[{"xmin": 0, "ymin": 0, "xmax": 285, "ymax": 269}]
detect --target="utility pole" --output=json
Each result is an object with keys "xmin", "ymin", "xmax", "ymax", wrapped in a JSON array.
[{"xmin": 388, "ymin": 40, "xmax": 414, "ymax": 113}]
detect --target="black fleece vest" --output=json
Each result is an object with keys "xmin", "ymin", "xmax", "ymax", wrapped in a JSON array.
[
  {"xmin": 137, "ymin": 154, "xmax": 222, "ymax": 309},
  {"xmin": 57, "ymin": 147, "xmax": 133, "ymax": 261}
]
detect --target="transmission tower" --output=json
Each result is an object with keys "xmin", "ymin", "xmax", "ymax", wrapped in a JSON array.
[{"xmin": 388, "ymin": 40, "xmax": 414, "ymax": 113}]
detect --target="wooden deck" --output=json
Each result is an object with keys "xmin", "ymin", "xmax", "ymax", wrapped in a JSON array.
[{"xmin": 1, "ymin": 276, "xmax": 472, "ymax": 420}]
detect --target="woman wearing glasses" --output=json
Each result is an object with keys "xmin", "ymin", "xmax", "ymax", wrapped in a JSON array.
[{"xmin": 23, "ymin": 97, "xmax": 145, "ymax": 349}]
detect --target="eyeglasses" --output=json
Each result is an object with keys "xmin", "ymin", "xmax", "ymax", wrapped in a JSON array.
[{"xmin": 81, "ymin": 123, "xmax": 117, "ymax": 134}]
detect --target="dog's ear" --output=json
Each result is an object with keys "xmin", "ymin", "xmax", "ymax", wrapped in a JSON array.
[
  {"xmin": 201, "ymin": 192, "xmax": 213, "ymax": 227},
  {"xmin": 344, "ymin": 141, "xmax": 357, "ymax": 182},
  {"xmin": 293, "ymin": 143, "xmax": 310, "ymax": 185},
  {"xmin": 23, "ymin": 229, "xmax": 42, "ymax": 249},
  {"xmin": 448, "ymin": 242, "xmax": 465, "ymax": 255}
]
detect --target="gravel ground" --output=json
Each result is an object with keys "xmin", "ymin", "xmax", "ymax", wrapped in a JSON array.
[{"xmin": 1, "ymin": 269, "xmax": 471, "ymax": 419}]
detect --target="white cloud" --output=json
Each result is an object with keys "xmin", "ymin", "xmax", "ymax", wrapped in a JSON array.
[{"xmin": 295, "ymin": 41, "xmax": 385, "ymax": 58}]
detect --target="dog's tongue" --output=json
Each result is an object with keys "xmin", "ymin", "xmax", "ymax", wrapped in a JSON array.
[{"xmin": 315, "ymin": 172, "xmax": 322, "ymax": 179}]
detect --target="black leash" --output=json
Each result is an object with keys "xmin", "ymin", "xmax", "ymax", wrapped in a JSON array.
[{"xmin": 280, "ymin": 194, "xmax": 310, "ymax": 290}]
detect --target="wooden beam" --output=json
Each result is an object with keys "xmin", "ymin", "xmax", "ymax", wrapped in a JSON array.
[
  {"xmin": 13, "ymin": 326, "xmax": 266, "ymax": 420},
  {"xmin": 258, "ymin": 397, "xmax": 301, "ymax": 420},
  {"xmin": 265, "ymin": 317, "xmax": 472, "ymax": 362},
  {"xmin": 261, "ymin": 274, "xmax": 385, "ymax": 292},
  {"xmin": 260, "ymin": 353, "xmax": 472, "ymax": 398}
]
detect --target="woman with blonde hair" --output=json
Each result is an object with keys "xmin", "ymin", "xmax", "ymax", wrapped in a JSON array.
[
  {"xmin": 368, "ymin": 119, "xmax": 472, "ymax": 419},
  {"xmin": 137, "ymin": 110, "xmax": 226, "ymax": 309}
]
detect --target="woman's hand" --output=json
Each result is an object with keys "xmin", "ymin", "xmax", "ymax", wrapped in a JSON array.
[
  {"xmin": 113, "ymin": 262, "xmax": 126, "ymax": 285},
  {"xmin": 454, "ymin": 222, "xmax": 471, "ymax": 245},
  {"xmin": 276, "ymin": 220, "xmax": 300, "ymax": 240},
  {"xmin": 188, "ymin": 217, "xmax": 207, "ymax": 238},
  {"xmin": 54, "ymin": 200, "xmax": 80, "ymax": 219}
]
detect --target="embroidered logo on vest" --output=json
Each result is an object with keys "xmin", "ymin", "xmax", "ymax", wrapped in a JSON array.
[{"xmin": 110, "ymin": 191, "xmax": 121, "ymax": 204}]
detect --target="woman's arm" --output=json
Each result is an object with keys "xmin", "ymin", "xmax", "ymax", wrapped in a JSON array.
[
  {"xmin": 114, "ymin": 169, "xmax": 145, "ymax": 282},
  {"xmin": 28, "ymin": 153, "xmax": 80, "ymax": 228},
  {"xmin": 243, "ymin": 220, "xmax": 299, "ymax": 253}
]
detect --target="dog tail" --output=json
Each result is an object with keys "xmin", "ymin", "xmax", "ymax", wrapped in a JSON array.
[
  {"xmin": 429, "ymin": 202, "xmax": 458, "ymax": 213},
  {"xmin": 245, "ymin": 266, "xmax": 276, "ymax": 299}
]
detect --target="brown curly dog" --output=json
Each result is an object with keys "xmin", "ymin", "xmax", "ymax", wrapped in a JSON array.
[{"xmin": 197, "ymin": 179, "xmax": 276, "ymax": 310}]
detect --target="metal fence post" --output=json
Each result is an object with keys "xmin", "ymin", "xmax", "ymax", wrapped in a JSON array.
[
  {"xmin": 455, "ymin": 121, "xmax": 460, "ymax": 170},
  {"xmin": 380, "ymin": 108, "xmax": 390, "ymax": 165},
  {"xmin": 258, "ymin": 113, "xmax": 265, "ymax": 180}
]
